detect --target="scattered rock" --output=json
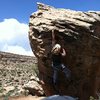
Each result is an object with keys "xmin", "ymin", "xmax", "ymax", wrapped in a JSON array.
[
  {"xmin": 23, "ymin": 80, "xmax": 44, "ymax": 96},
  {"xmin": 30, "ymin": 75, "xmax": 39, "ymax": 82},
  {"xmin": 4, "ymin": 86, "xmax": 15, "ymax": 93},
  {"xmin": 0, "ymin": 51, "xmax": 43, "ymax": 97}
]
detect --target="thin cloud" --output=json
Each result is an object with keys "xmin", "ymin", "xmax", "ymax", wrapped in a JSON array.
[{"xmin": 2, "ymin": 44, "xmax": 33, "ymax": 56}]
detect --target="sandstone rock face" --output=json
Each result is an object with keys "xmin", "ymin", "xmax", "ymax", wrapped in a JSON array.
[{"xmin": 28, "ymin": 3, "xmax": 100, "ymax": 100}]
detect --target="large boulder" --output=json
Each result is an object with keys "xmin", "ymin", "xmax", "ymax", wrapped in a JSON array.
[{"xmin": 28, "ymin": 3, "xmax": 100, "ymax": 100}]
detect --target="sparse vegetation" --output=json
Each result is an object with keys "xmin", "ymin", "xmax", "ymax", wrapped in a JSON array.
[{"xmin": 0, "ymin": 52, "xmax": 39, "ymax": 98}]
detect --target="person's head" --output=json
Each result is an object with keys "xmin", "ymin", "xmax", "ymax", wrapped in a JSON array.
[{"xmin": 52, "ymin": 44, "xmax": 61, "ymax": 54}]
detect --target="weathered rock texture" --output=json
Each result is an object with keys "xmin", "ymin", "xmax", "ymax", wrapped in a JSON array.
[{"xmin": 28, "ymin": 3, "xmax": 100, "ymax": 100}]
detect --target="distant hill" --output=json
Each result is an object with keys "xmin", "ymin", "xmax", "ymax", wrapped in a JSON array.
[{"xmin": 0, "ymin": 51, "xmax": 36, "ymax": 64}]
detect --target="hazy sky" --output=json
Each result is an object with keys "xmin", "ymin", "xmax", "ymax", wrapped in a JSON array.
[{"xmin": 0, "ymin": 0, "xmax": 100, "ymax": 56}]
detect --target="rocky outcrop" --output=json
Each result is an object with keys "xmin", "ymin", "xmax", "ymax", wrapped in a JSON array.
[
  {"xmin": 28, "ymin": 3, "xmax": 100, "ymax": 100},
  {"xmin": 23, "ymin": 75, "xmax": 44, "ymax": 96}
]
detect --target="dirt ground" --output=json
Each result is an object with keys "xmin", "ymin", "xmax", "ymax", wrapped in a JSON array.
[{"xmin": 0, "ymin": 95, "xmax": 45, "ymax": 100}]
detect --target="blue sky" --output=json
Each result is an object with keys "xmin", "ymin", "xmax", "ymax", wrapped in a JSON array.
[
  {"xmin": 0, "ymin": 0, "xmax": 100, "ymax": 56},
  {"xmin": 0, "ymin": 0, "xmax": 100, "ymax": 23}
]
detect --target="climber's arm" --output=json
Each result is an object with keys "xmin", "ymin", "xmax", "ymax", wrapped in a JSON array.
[
  {"xmin": 61, "ymin": 48, "xmax": 66, "ymax": 56},
  {"xmin": 52, "ymin": 30, "xmax": 56, "ymax": 47}
]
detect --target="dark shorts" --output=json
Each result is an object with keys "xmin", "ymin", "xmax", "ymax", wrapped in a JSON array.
[{"xmin": 52, "ymin": 63, "xmax": 66, "ymax": 70}]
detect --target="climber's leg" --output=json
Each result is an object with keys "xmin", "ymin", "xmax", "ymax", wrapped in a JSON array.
[
  {"xmin": 62, "ymin": 64, "xmax": 71, "ymax": 81},
  {"xmin": 53, "ymin": 69, "xmax": 58, "ymax": 84},
  {"xmin": 53, "ymin": 68, "xmax": 60, "ymax": 94}
]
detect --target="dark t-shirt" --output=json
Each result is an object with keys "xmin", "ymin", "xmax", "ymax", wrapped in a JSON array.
[{"xmin": 52, "ymin": 53, "xmax": 62, "ymax": 66}]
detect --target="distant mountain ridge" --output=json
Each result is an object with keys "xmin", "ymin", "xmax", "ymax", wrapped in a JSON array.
[{"xmin": 0, "ymin": 51, "xmax": 37, "ymax": 64}]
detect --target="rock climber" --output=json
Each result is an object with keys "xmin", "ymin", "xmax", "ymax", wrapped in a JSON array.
[{"xmin": 51, "ymin": 30, "xmax": 71, "ymax": 91}]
